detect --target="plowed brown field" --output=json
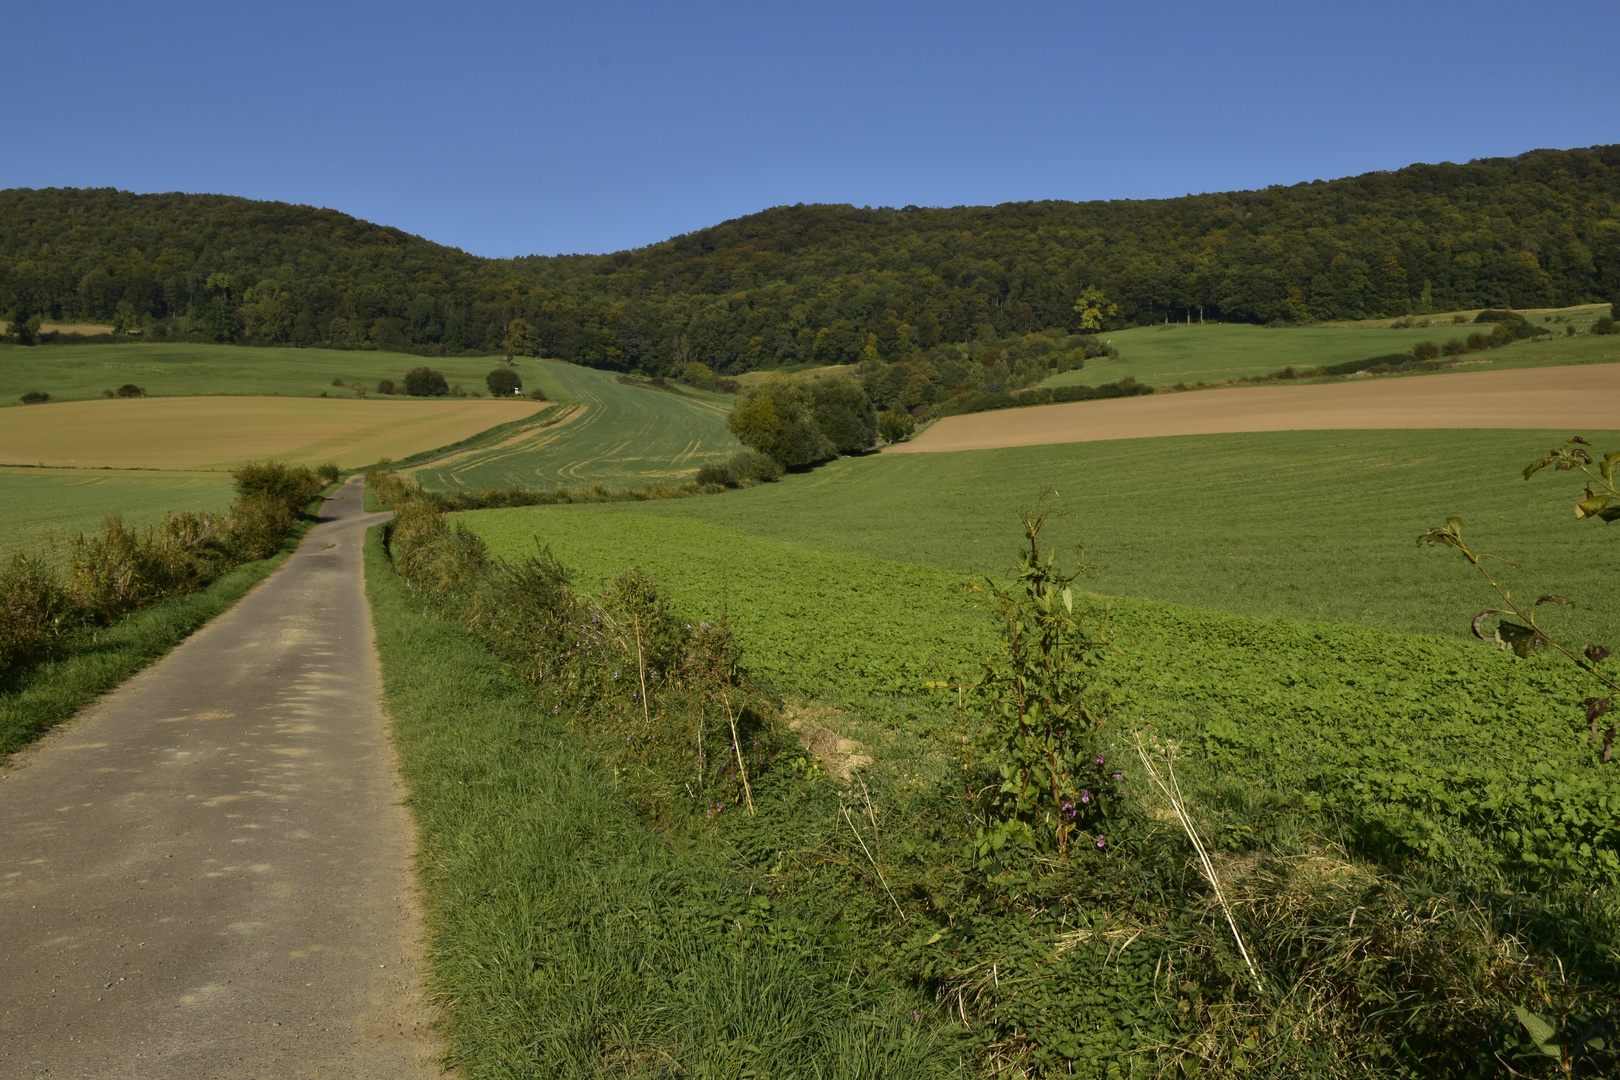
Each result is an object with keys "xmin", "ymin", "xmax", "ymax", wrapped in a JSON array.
[
  {"xmin": 0, "ymin": 395, "xmax": 546, "ymax": 470},
  {"xmin": 889, "ymin": 365, "xmax": 1620, "ymax": 453}
]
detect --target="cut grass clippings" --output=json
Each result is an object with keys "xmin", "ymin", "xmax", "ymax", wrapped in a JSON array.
[
  {"xmin": 0, "ymin": 497, "xmax": 325, "ymax": 758},
  {"xmin": 362, "ymin": 524, "xmax": 960, "ymax": 1079}
]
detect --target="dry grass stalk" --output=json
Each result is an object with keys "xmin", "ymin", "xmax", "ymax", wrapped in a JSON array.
[{"xmin": 1133, "ymin": 729, "xmax": 1266, "ymax": 994}]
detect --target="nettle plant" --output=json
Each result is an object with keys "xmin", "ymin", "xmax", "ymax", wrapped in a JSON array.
[
  {"xmin": 965, "ymin": 497, "xmax": 1122, "ymax": 866},
  {"xmin": 1422, "ymin": 435, "xmax": 1618, "ymax": 761}
]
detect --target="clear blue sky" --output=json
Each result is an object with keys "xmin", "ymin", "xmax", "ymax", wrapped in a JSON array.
[{"xmin": 5, "ymin": 0, "xmax": 1616, "ymax": 258}]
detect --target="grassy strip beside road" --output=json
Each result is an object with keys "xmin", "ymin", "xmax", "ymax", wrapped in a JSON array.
[
  {"xmin": 0, "ymin": 494, "xmax": 326, "ymax": 758},
  {"xmin": 362, "ymin": 525, "xmax": 955, "ymax": 1079}
]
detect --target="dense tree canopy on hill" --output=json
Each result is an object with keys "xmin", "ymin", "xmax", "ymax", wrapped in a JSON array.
[{"xmin": 5, "ymin": 145, "xmax": 1620, "ymax": 372}]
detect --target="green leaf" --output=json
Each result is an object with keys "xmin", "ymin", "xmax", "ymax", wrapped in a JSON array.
[
  {"xmin": 1514, "ymin": 1006, "xmax": 1562, "ymax": 1057},
  {"xmin": 1576, "ymin": 494, "xmax": 1613, "ymax": 519}
]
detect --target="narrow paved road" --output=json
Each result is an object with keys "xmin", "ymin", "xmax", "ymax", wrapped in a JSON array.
[{"xmin": 0, "ymin": 478, "xmax": 445, "ymax": 1078}]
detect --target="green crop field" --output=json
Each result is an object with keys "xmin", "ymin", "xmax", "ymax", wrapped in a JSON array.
[
  {"xmin": 0, "ymin": 342, "xmax": 515, "ymax": 405},
  {"xmin": 451, "ymin": 426, "xmax": 1620, "ymax": 649},
  {"xmin": 460, "ymin": 509, "xmax": 1616, "ymax": 879},
  {"xmin": 410, "ymin": 358, "xmax": 742, "ymax": 489},
  {"xmin": 1047, "ymin": 307, "xmax": 1620, "ymax": 389},
  {"xmin": 0, "ymin": 467, "xmax": 238, "ymax": 558}
]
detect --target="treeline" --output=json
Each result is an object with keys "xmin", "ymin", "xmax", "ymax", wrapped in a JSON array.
[{"xmin": 6, "ymin": 145, "xmax": 1620, "ymax": 370}]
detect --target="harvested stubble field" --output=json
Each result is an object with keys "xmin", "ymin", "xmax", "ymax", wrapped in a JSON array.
[
  {"xmin": 409, "ymin": 359, "xmax": 740, "ymax": 490},
  {"xmin": 0, "ymin": 396, "xmax": 546, "ymax": 471},
  {"xmin": 0, "ymin": 467, "xmax": 237, "ymax": 557},
  {"xmin": 904, "ymin": 363, "xmax": 1620, "ymax": 453}
]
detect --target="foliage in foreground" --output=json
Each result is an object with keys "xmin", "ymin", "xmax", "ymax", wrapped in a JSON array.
[
  {"xmin": 388, "ymin": 488, "xmax": 1619, "ymax": 1076},
  {"xmin": 0, "ymin": 460, "xmax": 332, "ymax": 676},
  {"xmin": 366, "ymin": 523, "xmax": 957, "ymax": 1078},
  {"xmin": 0, "ymin": 480, "xmax": 324, "ymax": 756}
]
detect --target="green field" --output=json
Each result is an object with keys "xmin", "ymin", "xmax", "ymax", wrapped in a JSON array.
[
  {"xmin": 0, "ymin": 342, "xmax": 513, "ymax": 405},
  {"xmin": 452, "ymin": 427, "xmax": 1620, "ymax": 649},
  {"xmin": 460, "ymin": 511, "xmax": 1609, "ymax": 857},
  {"xmin": 1048, "ymin": 309, "xmax": 1620, "ymax": 389},
  {"xmin": 0, "ymin": 467, "xmax": 238, "ymax": 558},
  {"xmin": 410, "ymin": 359, "xmax": 742, "ymax": 489}
]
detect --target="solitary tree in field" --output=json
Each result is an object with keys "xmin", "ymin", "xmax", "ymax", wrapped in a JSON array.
[
  {"xmin": 485, "ymin": 367, "xmax": 521, "ymax": 396},
  {"xmin": 404, "ymin": 367, "xmax": 449, "ymax": 397}
]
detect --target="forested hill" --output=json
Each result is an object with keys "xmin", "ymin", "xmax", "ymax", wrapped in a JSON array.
[{"xmin": 5, "ymin": 145, "xmax": 1620, "ymax": 373}]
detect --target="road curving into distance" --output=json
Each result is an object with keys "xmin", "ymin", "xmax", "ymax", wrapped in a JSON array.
[
  {"xmin": 889, "ymin": 364, "xmax": 1620, "ymax": 453},
  {"xmin": 0, "ymin": 477, "xmax": 446, "ymax": 1078}
]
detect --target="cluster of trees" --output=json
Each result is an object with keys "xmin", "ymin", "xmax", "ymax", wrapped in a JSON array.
[
  {"xmin": 7, "ymin": 146, "xmax": 1620, "ymax": 371},
  {"xmin": 857, "ymin": 328, "xmax": 1115, "ymax": 414},
  {"xmin": 726, "ymin": 375, "xmax": 878, "ymax": 467}
]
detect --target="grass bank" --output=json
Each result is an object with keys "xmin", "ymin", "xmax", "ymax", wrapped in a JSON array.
[
  {"xmin": 0, "ymin": 494, "xmax": 326, "ymax": 758},
  {"xmin": 362, "ymin": 524, "xmax": 958, "ymax": 1078}
]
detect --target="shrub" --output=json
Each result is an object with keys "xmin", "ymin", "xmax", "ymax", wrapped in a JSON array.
[
  {"xmin": 315, "ymin": 461, "xmax": 341, "ymax": 484},
  {"xmin": 376, "ymin": 378, "xmax": 397, "ymax": 395},
  {"xmin": 485, "ymin": 367, "xmax": 521, "ymax": 396},
  {"xmin": 1592, "ymin": 315, "xmax": 1617, "ymax": 335},
  {"xmin": 1466, "ymin": 331, "xmax": 1491, "ymax": 351},
  {"xmin": 1411, "ymin": 340, "xmax": 1441, "ymax": 361},
  {"xmin": 694, "ymin": 450, "xmax": 785, "ymax": 488},
  {"xmin": 0, "ymin": 553, "xmax": 70, "ymax": 668},
  {"xmin": 1442, "ymin": 337, "xmax": 1466, "ymax": 356},
  {"xmin": 679, "ymin": 361, "xmax": 721, "ymax": 391},
  {"xmin": 19, "ymin": 391, "xmax": 50, "ymax": 404},
  {"xmin": 1323, "ymin": 354, "xmax": 1418, "ymax": 376},
  {"xmin": 331, "ymin": 377, "xmax": 346, "ymax": 387},
  {"xmin": 1475, "ymin": 308, "xmax": 1517, "ymax": 323},
  {"xmin": 525, "ymin": 386, "xmax": 548, "ymax": 401},
  {"xmin": 115, "ymin": 383, "xmax": 146, "ymax": 398},
  {"xmin": 878, "ymin": 409, "xmax": 915, "ymax": 443},
  {"xmin": 231, "ymin": 460, "xmax": 325, "ymax": 516},
  {"xmin": 404, "ymin": 367, "xmax": 449, "ymax": 397}
]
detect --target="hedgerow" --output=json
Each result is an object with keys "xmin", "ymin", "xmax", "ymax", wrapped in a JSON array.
[{"xmin": 0, "ymin": 460, "xmax": 332, "ymax": 674}]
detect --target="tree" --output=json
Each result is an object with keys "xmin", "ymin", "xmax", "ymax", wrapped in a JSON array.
[
  {"xmin": 810, "ymin": 377, "xmax": 877, "ymax": 455},
  {"xmin": 726, "ymin": 375, "xmax": 834, "ymax": 468},
  {"xmin": 404, "ymin": 367, "xmax": 449, "ymax": 396},
  {"xmin": 485, "ymin": 367, "xmax": 522, "ymax": 396},
  {"xmin": 1073, "ymin": 287, "xmax": 1117, "ymax": 332},
  {"xmin": 503, "ymin": 319, "xmax": 533, "ymax": 358}
]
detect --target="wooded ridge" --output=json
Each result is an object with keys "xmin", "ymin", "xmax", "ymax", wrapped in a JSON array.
[{"xmin": 4, "ymin": 144, "xmax": 1619, "ymax": 372}]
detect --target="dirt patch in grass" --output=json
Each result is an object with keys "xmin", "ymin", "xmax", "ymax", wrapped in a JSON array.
[
  {"xmin": 895, "ymin": 364, "xmax": 1620, "ymax": 453},
  {"xmin": 0, "ymin": 395, "xmax": 546, "ymax": 470}
]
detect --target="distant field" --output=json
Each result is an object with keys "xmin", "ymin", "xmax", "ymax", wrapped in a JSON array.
[
  {"xmin": 0, "ymin": 396, "xmax": 544, "ymax": 471},
  {"xmin": 0, "ymin": 342, "xmax": 514, "ymax": 405},
  {"xmin": 1049, "ymin": 306, "xmax": 1620, "ymax": 389},
  {"xmin": 908, "ymin": 364, "xmax": 1620, "ymax": 452},
  {"xmin": 454, "ymin": 427, "xmax": 1620, "ymax": 647},
  {"xmin": 0, "ymin": 468, "xmax": 237, "ymax": 558},
  {"xmin": 411, "ymin": 360, "xmax": 741, "ymax": 489}
]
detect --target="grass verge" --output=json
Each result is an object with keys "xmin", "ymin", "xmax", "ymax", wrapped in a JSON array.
[
  {"xmin": 0, "ymin": 495, "xmax": 326, "ymax": 758},
  {"xmin": 362, "ymin": 524, "xmax": 958, "ymax": 1079}
]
